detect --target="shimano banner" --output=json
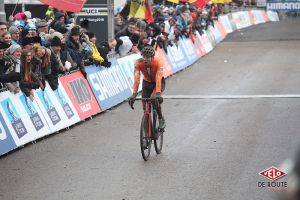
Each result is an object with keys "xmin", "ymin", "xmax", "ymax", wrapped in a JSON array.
[{"xmin": 267, "ymin": 0, "xmax": 300, "ymax": 10}]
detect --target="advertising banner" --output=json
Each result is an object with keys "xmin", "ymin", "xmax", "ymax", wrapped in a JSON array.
[
  {"xmin": 178, "ymin": 38, "xmax": 199, "ymax": 65},
  {"xmin": 215, "ymin": 20, "xmax": 227, "ymax": 39},
  {"xmin": 267, "ymin": 0, "xmax": 300, "ymax": 11},
  {"xmin": 193, "ymin": 33, "xmax": 206, "ymax": 58},
  {"xmin": 34, "ymin": 89, "xmax": 68, "ymax": 133},
  {"xmin": 227, "ymin": 13, "xmax": 238, "ymax": 31},
  {"xmin": 206, "ymin": 28, "xmax": 217, "ymax": 47},
  {"xmin": 219, "ymin": 15, "xmax": 234, "ymax": 33},
  {"xmin": 48, "ymin": 82, "xmax": 81, "ymax": 126},
  {"xmin": 208, "ymin": 24, "xmax": 223, "ymax": 44},
  {"xmin": 232, "ymin": 11, "xmax": 251, "ymax": 29},
  {"xmin": 252, "ymin": 10, "xmax": 266, "ymax": 24},
  {"xmin": 196, "ymin": 31, "xmax": 213, "ymax": 54},
  {"xmin": 18, "ymin": 93, "xmax": 50, "ymax": 138},
  {"xmin": 155, "ymin": 47, "xmax": 174, "ymax": 77},
  {"xmin": 167, "ymin": 44, "xmax": 189, "ymax": 73},
  {"xmin": 59, "ymin": 72, "xmax": 101, "ymax": 120},
  {"xmin": 0, "ymin": 92, "xmax": 37, "ymax": 146},
  {"xmin": 86, "ymin": 60, "xmax": 132, "ymax": 111},
  {"xmin": 117, "ymin": 53, "xmax": 143, "ymax": 92},
  {"xmin": 267, "ymin": 11, "xmax": 280, "ymax": 21},
  {"xmin": 0, "ymin": 112, "xmax": 17, "ymax": 155},
  {"xmin": 248, "ymin": 11, "xmax": 255, "ymax": 25}
]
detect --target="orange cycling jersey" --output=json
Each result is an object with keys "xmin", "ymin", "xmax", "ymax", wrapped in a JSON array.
[{"xmin": 133, "ymin": 57, "xmax": 164, "ymax": 94}]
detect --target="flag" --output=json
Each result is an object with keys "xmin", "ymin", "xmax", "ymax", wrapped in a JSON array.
[
  {"xmin": 166, "ymin": 0, "xmax": 179, "ymax": 3},
  {"xmin": 129, "ymin": 0, "xmax": 146, "ymax": 19},
  {"xmin": 192, "ymin": 0, "xmax": 207, "ymax": 9},
  {"xmin": 38, "ymin": 0, "xmax": 86, "ymax": 12},
  {"xmin": 129, "ymin": 0, "xmax": 154, "ymax": 22},
  {"xmin": 145, "ymin": 0, "xmax": 154, "ymax": 23}
]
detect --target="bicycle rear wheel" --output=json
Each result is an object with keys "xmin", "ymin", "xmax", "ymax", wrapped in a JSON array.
[
  {"xmin": 153, "ymin": 111, "xmax": 163, "ymax": 154},
  {"xmin": 140, "ymin": 115, "xmax": 151, "ymax": 161}
]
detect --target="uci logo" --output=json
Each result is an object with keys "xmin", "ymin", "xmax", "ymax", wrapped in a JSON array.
[{"xmin": 0, "ymin": 123, "xmax": 7, "ymax": 140}]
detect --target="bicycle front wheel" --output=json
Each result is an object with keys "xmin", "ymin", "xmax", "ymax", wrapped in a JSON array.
[
  {"xmin": 153, "ymin": 111, "xmax": 163, "ymax": 154},
  {"xmin": 140, "ymin": 115, "xmax": 151, "ymax": 161}
]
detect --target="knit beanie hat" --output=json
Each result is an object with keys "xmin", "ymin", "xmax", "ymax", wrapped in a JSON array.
[
  {"xmin": 8, "ymin": 26, "xmax": 19, "ymax": 35},
  {"xmin": 51, "ymin": 36, "xmax": 62, "ymax": 47},
  {"xmin": 70, "ymin": 26, "xmax": 80, "ymax": 36},
  {"xmin": 8, "ymin": 44, "xmax": 21, "ymax": 55}
]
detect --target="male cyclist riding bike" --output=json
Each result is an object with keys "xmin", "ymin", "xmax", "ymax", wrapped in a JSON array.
[{"xmin": 128, "ymin": 45, "xmax": 166, "ymax": 129}]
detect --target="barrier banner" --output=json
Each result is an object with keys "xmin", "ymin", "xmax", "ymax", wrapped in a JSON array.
[
  {"xmin": 193, "ymin": 32, "xmax": 206, "ymax": 58},
  {"xmin": 178, "ymin": 38, "xmax": 198, "ymax": 65},
  {"xmin": 267, "ymin": 11, "xmax": 279, "ymax": 21},
  {"xmin": 165, "ymin": 46, "xmax": 179, "ymax": 73},
  {"xmin": 262, "ymin": 10, "xmax": 269, "ymax": 22},
  {"xmin": 215, "ymin": 20, "xmax": 227, "ymax": 39},
  {"xmin": 0, "ymin": 92, "xmax": 38, "ymax": 146},
  {"xmin": 34, "ymin": 89, "xmax": 70, "ymax": 133},
  {"xmin": 208, "ymin": 24, "xmax": 223, "ymax": 44},
  {"xmin": 18, "ymin": 93, "xmax": 50, "ymax": 137},
  {"xmin": 252, "ymin": 10, "xmax": 266, "ymax": 24},
  {"xmin": 167, "ymin": 44, "xmax": 189, "ymax": 73},
  {"xmin": 117, "ymin": 53, "xmax": 143, "ymax": 92},
  {"xmin": 248, "ymin": 11, "xmax": 255, "ymax": 25},
  {"xmin": 227, "ymin": 13, "xmax": 238, "ymax": 31},
  {"xmin": 0, "ymin": 112, "xmax": 17, "ymax": 155},
  {"xmin": 206, "ymin": 28, "xmax": 217, "ymax": 47},
  {"xmin": 219, "ymin": 15, "xmax": 233, "ymax": 33},
  {"xmin": 86, "ymin": 60, "xmax": 132, "ymax": 111},
  {"xmin": 48, "ymin": 82, "xmax": 81, "ymax": 126},
  {"xmin": 232, "ymin": 11, "xmax": 251, "ymax": 29},
  {"xmin": 59, "ymin": 72, "xmax": 101, "ymax": 120},
  {"xmin": 155, "ymin": 47, "xmax": 173, "ymax": 77},
  {"xmin": 196, "ymin": 31, "xmax": 213, "ymax": 53}
]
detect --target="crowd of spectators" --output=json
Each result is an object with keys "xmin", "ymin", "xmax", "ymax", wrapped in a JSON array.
[{"xmin": 0, "ymin": 1, "xmax": 222, "ymax": 100}]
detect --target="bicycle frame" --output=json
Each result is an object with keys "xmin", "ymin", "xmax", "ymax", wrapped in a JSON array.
[{"xmin": 144, "ymin": 100, "xmax": 153, "ymax": 140}]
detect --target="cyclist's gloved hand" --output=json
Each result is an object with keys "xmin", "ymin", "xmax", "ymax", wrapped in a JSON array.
[
  {"xmin": 156, "ymin": 93, "xmax": 163, "ymax": 104},
  {"xmin": 129, "ymin": 93, "xmax": 137, "ymax": 109}
]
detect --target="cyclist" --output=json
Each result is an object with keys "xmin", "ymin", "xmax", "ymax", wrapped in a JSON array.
[{"xmin": 128, "ymin": 45, "xmax": 166, "ymax": 129}]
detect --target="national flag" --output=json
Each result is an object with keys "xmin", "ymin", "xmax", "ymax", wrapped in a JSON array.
[{"xmin": 38, "ymin": 0, "xmax": 86, "ymax": 12}]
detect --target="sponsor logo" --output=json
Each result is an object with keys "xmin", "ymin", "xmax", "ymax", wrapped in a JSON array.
[{"xmin": 258, "ymin": 166, "xmax": 287, "ymax": 190}]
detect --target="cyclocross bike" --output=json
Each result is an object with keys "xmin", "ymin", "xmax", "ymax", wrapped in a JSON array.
[{"xmin": 136, "ymin": 98, "xmax": 164, "ymax": 161}]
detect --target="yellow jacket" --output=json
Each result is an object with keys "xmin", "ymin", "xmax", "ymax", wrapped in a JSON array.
[{"xmin": 91, "ymin": 43, "xmax": 104, "ymax": 64}]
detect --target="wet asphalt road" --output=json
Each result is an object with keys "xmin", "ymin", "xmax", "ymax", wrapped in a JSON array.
[{"xmin": 1, "ymin": 18, "xmax": 300, "ymax": 200}]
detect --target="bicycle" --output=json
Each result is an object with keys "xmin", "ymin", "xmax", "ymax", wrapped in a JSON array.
[{"xmin": 134, "ymin": 98, "xmax": 164, "ymax": 161}]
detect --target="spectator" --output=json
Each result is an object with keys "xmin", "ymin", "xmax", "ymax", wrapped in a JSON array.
[
  {"xmin": 0, "ymin": 43, "xmax": 21, "ymax": 84},
  {"xmin": 25, "ymin": 23, "xmax": 37, "ymax": 37},
  {"xmin": 48, "ymin": 36, "xmax": 62, "ymax": 90},
  {"xmin": 45, "ymin": 6, "xmax": 55, "ymax": 20},
  {"xmin": 21, "ymin": 37, "xmax": 34, "ymax": 50},
  {"xmin": 115, "ymin": 21, "xmax": 137, "ymax": 38},
  {"xmin": 36, "ymin": 19, "xmax": 49, "ymax": 35},
  {"xmin": 14, "ymin": 20, "xmax": 25, "ymax": 33},
  {"xmin": 97, "ymin": 38, "xmax": 117, "ymax": 64},
  {"xmin": 66, "ymin": 26, "xmax": 86, "ymax": 77},
  {"xmin": 87, "ymin": 32, "xmax": 110, "ymax": 68},
  {"xmin": 5, "ymin": 44, "xmax": 22, "ymax": 93},
  {"xmin": 32, "ymin": 46, "xmax": 49, "ymax": 88},
  {"xmin": 114, "ymin": 15, "xmax": 125, "ymax": 35},
  {"xmin": 0, "ymin": 31, "xmax": 12, "ymax": 50},
  {"xmin": 20, "ymin": 50, "xmax": 42, "ymax": 100},
  {"xmin": 8, "ymin": 26, "xmax": 20, "ymax": 45},
  {"xmin": 116, "ymin": 36, "xmax": 133, "ymax": 57},
  {"xmin": 0, "ymin": 22, "xmax": 8, "ymax": 35}
]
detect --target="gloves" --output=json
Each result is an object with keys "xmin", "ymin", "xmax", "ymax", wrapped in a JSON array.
[
  {"xmin": 156, "ymin": 93, "xmax": 163, "ymax": 104},
  {"xmin": 101, "ymin": 60, "xmax": 111, "ymax": 68},
  {"xmin": 128, "ymin": 93, "xmax": 137, "ymax": 109}
]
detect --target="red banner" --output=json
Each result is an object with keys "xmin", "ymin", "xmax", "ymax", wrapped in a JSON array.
[
  {"xmin": 59, "ymin": 72, "xmax": 101, "ymax": 120},
  {"xmin": 38, "ymin": 0, "xmax": 86, "ymax": 12}
]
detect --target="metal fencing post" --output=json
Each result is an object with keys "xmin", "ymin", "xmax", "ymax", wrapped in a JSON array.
[{"xmin": 0, "ymin": 0, "xmax": 6, "ymax": 22}]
